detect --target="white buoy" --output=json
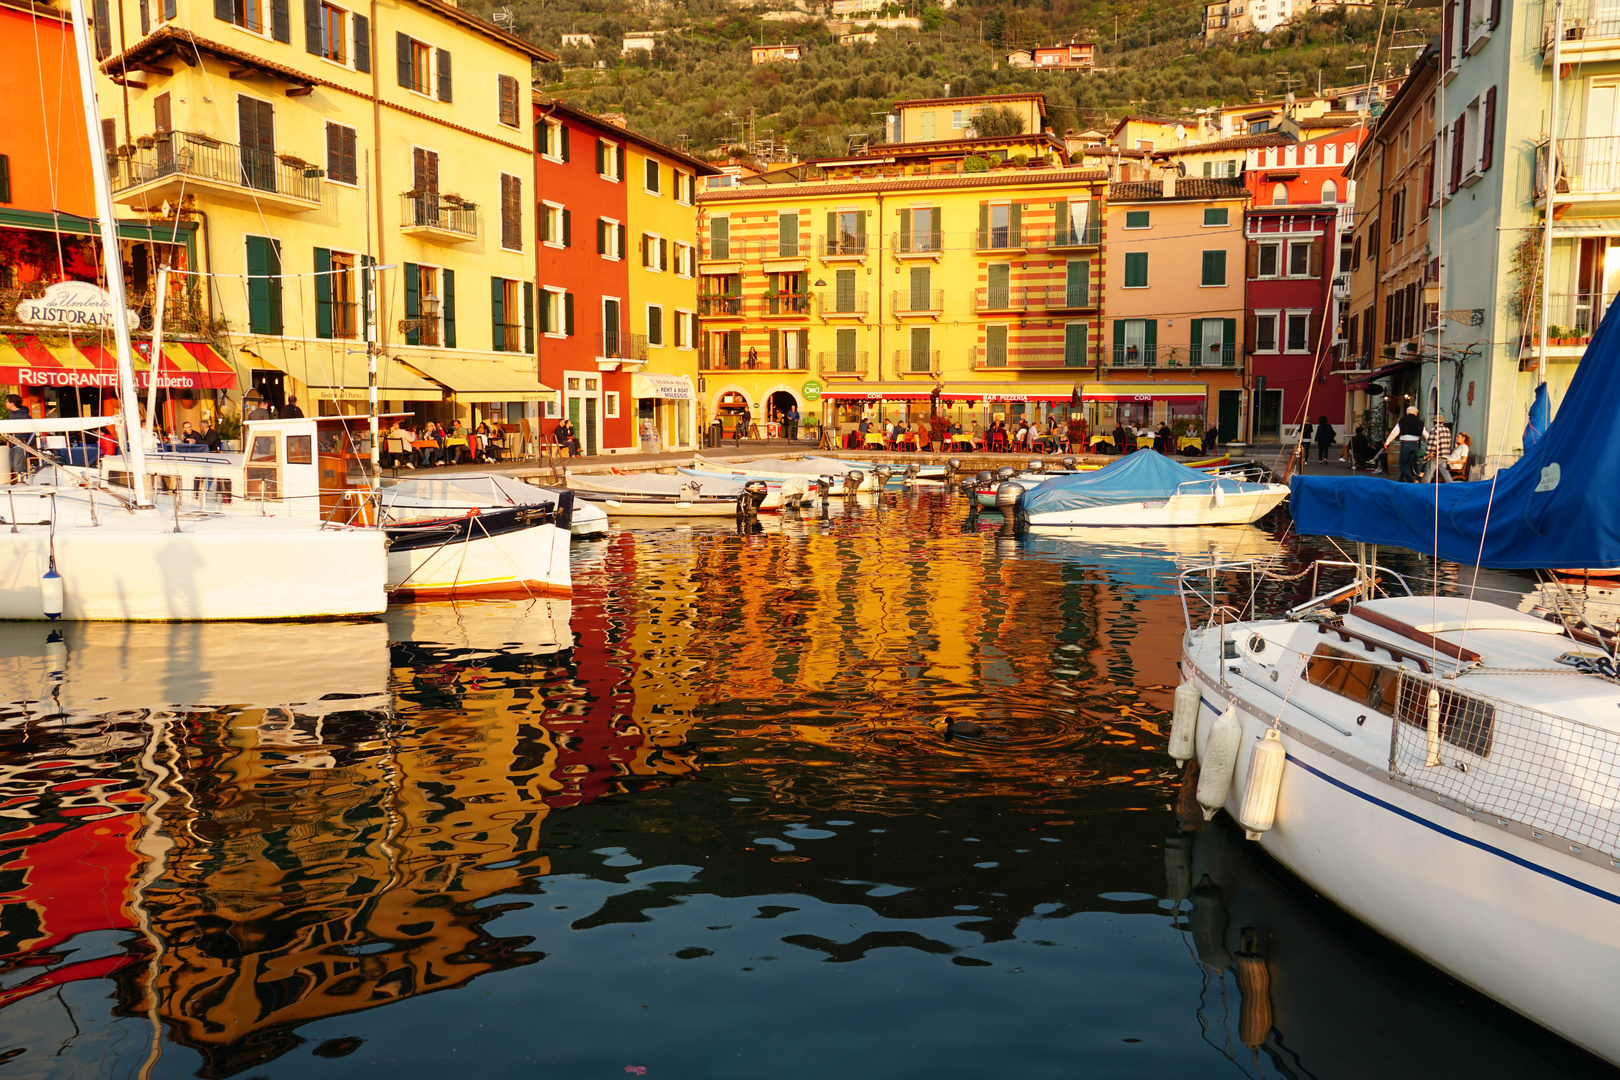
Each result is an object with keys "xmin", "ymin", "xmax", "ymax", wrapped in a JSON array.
[
  {"xmin": 41, "ymin": 566, "xmax": 64, "ymax": 621},
  {"xmin": 1197, "ymin": 706, "xmax": 1242, "ymax": 820},
  {"xmin": 1213, "ymin": 482, "xmax": 1227, "ymax": 508},
  {"xmin": 1237, "ymin": 728, "xmax": 1286, "ymax": 840},
  {"xmin": 1170, "ymin": 680, "xmax": 1201, "ymax": 765}
]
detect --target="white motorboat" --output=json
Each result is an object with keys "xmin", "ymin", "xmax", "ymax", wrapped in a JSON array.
[
  {"xmin": 691, "ymin": 453, "xmax": 879, "ymax": 491},
  {"xmin": 1013, "ymin": 451, "xmax": 1287, "ymax": 526},
  {"xmin": 381, "ymin": 472, "xmax": 607, "ymax": 538},
  {"xmin": 573, "ymin": 470, "xmax": 762, "ymax": 517}
]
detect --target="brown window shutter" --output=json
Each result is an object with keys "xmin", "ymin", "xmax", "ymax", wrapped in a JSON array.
[
  {"xmin": 1482, "ymin": 86, "xmax": 1496, "ymax": 171},
  {"xmin": 1308, "ymin": 237, "xmax": 1323, "ymax": 277},
  {"xmin": 1246, "ymin": 243, "xmax": 1260, "ymax": 279},
  {"xmin": 1244, "ymin": 311, "xmax": 1257, "ymax": 350},
  {"xmin": 1309, "ymin": 310, "xmax": 1322, "ymax": 353},
  {"xmin": 327, "ymin": 122, "xmax": 339, "ymax": 175},
  {"xmin": 1442, "ymin": 0, "xmax": 1455, "ymax": 69},
  {"xmin": 1490, "ymin": 0, "xmax": 1501, "ymax": 28},
  {"xmin": 1449, "ymin": 121, "xmax": 1464, "ymax": 191}
]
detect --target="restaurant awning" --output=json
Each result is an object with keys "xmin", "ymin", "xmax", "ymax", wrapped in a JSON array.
[
  {"xmin": 1081, "ymin": 381, "xmax": 1207, "ymax": 402},
  {"xmin": 632, "ymin": 373, "xmax": 695, "ymax": 400},
  {"xmin": 1344, "ymin": 360, "xmax": 1417, "ymax": 387},
  {"xmin": 398, "ymin": 356, "xmax": 555, "ymax": 403},
  {"xmin": 1552, "ymin": 217, "xmax": 1620, "ymax": 236},
  {"xmin": 0, "ymin": 334, "xmax": 237, "ymax": 391},
  {"xmin": 243, "ymin": 342, "xmax": 442, "ymax": 402}
]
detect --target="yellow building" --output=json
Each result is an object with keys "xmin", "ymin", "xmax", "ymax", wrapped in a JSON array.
[
  {"xmin": 1108, "ymin": 115, "xmax": 1207, "ymax": 153},
  {"xmin": 696, "ymin": 132, "xmax": 1108, "ymax": 440},
  {"xmin": 894, "ymin": 93, "xmax": 1046, "ymax": 143},
  {"xmin": 98, "ymin": 0, "xmax": 555, "ymax": 429},
  {"xmin": 1101, "ymin": 175, "xmax": 1251, "ymax": 441}
]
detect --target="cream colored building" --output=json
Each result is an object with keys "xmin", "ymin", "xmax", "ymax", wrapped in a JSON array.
[
  {"xmin": 894, "ymin": 93, "xmax": 1046, "ymax": 143},
  {"xmin": 98, "ymin": 0, "xmax": 554, "ymax": 427}
]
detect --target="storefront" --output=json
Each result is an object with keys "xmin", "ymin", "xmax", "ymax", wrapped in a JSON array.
[
  {"xmin": 631, "ymin": 373, "xmax": 695, "ymax": 452},
  {"xmin": 0, "ymin": 334, "xmax": 236, "ymax": 431},
  {"xmin": 1080, "ymin": 382, "xmax": 1209, "ymax": 440}
]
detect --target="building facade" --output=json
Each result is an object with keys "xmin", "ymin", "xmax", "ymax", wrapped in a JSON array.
[
  {"xmin": 534, "ymin": 99, "xmax": 715, "ymax": 455},
  {"xmin": 95, "ymin": 0, "xmax": 555, "ymax": 428},
  {"xmin": 1245, "ymin": 203, "xmax": 1341, "ymax": 441},
  {"xmin": 1103, "ymin": 177, "xmax": 1250, "ymax": 442}
]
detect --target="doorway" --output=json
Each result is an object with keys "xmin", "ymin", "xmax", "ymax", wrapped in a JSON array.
[
  {"xmin": 251, "ymin": 369, "xmax": 286, "ymax": 413},
  {"xmin": 1218, "ymin": 390, "xmax": 1242, "ymax": 442}
]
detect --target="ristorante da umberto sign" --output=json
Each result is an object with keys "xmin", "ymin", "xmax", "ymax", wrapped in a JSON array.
[{"xmin": 15, "ymin": 281, "xmax": 140, "ymax": 332}]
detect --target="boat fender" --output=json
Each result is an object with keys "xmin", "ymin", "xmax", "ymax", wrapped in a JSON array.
[
  {"xmin": 1163, "ymin": 835, "xmax": 1193, "ymax": 903},
  {"xmin": 1237, "ymin": 728, "xmax": 1286, "ymax": 839},
  {"xmin": 1190, "ymin": 874, "xmax": 1233, "ymax": 969},
  {"xmin": 1169, "ymin": 680, "xmax": 1200, "ymax": 765},
  {"xmin": 1196, "ymin": 705, "xmax": 1242, "ymax": 820},
  {"xmin": 41, "ymin": 565, "xmax": 64, "ymax": 621},
  {"xmin": 1213, "ymin": 482, "xmax": 1227, "ymax": 508},
  {"xmin": 1235, "ymin": 930, "xmax": 1273, "ymax": 1049}
]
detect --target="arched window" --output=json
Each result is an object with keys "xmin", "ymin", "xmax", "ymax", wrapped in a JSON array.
[
  {"xmin": 1272, "ymin": 184, "xmax": 1289, "ymax": 206},
  {"xmin": 1320, "ymin": 180, "xmax": 1338, "ymax": 204}
]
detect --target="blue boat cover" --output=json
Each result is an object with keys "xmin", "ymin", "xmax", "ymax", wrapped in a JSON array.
[
  {"xmin": 1021, "ymin": 450, "xmax": 1269, "ymax": 515},
  {"xmin": 1291, "ymin": 295, "xmax": 1620, "ymax": 569}
]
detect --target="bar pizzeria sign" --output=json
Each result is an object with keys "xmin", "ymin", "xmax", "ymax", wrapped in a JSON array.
[{"xmin": 15, "ymin": 282, "xmax": 140, "ymax": 332}]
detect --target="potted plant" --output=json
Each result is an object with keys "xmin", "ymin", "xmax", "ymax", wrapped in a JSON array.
[
  {"xmin": 215, "ymin": 411, "xmax": 242, "ymax": 451},
  {"xmin": 929, "ymin": 412, "xmax": 950, "ymax": 452},
  {"xmin": 136, "ymin": 135, "xmax": 156, "ymax": 149}
]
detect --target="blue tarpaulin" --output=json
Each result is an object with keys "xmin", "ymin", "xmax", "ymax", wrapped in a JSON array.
[
  {"xmin": 1291, "ymin": 298, "xmax": 1620, "ymax": 569},
  {"xmin": 1022, "ymin": 450, "xmax": 1271, "ymax": 516},
  {"xmin": 1524, "ymin": 381, "xmax": 1550, "ymax": 453}
]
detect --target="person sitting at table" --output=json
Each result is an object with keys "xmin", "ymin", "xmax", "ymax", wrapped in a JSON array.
[
  {"xmin": 415, "ymin": 421, "xmax": 441, "ymax": 467},
  {"xmin": 477, "ymin": 421, "xmax": 505, "ymax": 464},
  {"xmin": 176, "ymin": 421, "xmax": 196, "ymax": 447},
  {"xmin": 191, "ymin": 418, "xmax": 222, "ymax": 452},
  {"xmin": 1112, "ymin": 422, "xmax": 1129, "ymax": 454},
  {"xmin": 970, "ymin": 420, "xmax": 983, "ymax": 449}
]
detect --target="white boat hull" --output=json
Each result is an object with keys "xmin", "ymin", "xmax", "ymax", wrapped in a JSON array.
[
  {"xmin": 386, "ymin": 515, "xmax": 572, "ymax": 601},
  {"xmin": 579, "ymin": 496, "xmax": 740, "ymax": 518},
  {"xmin": 1182, "ymin": 640, "xmax": 1620, "ymax": 1066},
  {"xmin": 0, "ymin": 488, "xmax": 385, "ymax": 621},
  {"xmin": 1024, "ymin": 487, "xmax": 1287, "ymax": 526}
]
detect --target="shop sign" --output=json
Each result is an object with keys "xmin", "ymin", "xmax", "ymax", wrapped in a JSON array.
[
  {"xmin": 984, "ymin": 393, "xmax": 1028, "ymax": 403},
  {"xmin": 16, "ymin": 281, "xmax": 140, "ymax": 332},
  {"xmin": 801, "ymin": 380, "xmax": 821, "ymax": 400},
  {"xmin": 18, "ymin": 369, "xmax": 202, "ymax": 390}
]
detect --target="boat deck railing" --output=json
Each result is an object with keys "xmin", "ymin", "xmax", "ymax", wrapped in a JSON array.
[{"xmin": 1177, "ymin": 558, "xmax": 1415, "ymax": 633}]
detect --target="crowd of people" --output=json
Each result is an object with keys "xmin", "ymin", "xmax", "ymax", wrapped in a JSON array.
[{"xmin": 382, "ymin": 418, "xmax": 510, "ymax": 469}]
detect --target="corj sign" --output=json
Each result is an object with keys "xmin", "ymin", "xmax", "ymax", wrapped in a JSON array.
[{"xmin": 16, "ymin": 281, "xmax": 140, "ymax": 332}]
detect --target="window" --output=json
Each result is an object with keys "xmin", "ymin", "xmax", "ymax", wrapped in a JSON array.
[
  {"xmin": 951, "ymin": 108, "xmax": 967, "ymax": 129},
  {"xmin": 313, "ymin": 1, "xmax": 346, "ymax": 63},
  {"xmin": 238, "ymin": 96, "xmax": 276, "ymax": 192},
  {"xmin": 1201, "ymin": 250, "xmax": 1227, "ymax": 287},
  {"xmin": 1123, "ymin": 251, "xmax": 1148, "ymax": 289},
  {"xmin": 829, "ymin": 209, "xmax": 864, "ymax": 255},
  {"xmin": 396, "ymin": 35, "xmax": 444, "ymax": 98},
  {"xmin": 605, "ymin": 391, "xmax": 620, "ymax": 419},
  {"xmin": 674, "ymin": 240, "xmax": 694, "ymax": 277},
  {"xmin": 402, "ymin": 263, "xmax": 446, "ymax": 346},
  {"xmin": 1352, "ymin": 237, "xmax": 1362, "ymax": 269},
  {"xmin": 898, "ymin": 206, "xmax": 941, "ymax": 253},
  {"xmin": 1063, "ymin": 322, "xmax": 1086, "ymax": 367},
  {"xmin": 538, "ymin": 118, "xmax": 569, "ymax": 161},
  {"xmin": 778, "ymin": 212, "xmax": 799, "ymax": 257},
  {"xmin": 245, "ymin": 235, "xmax": 282, "ymax": 335},
  {"xmin": 641, "ymin": 232, "xmax": 668, "ymax": 271},
  {"xmin": 1203, "ymin": 207, "xmax": 1229, "ymax": 226},
  {"xmin": 1114, "ymin": 318, "xmax": 1154, "ymax": 365},
  {"xmin": 597, "ymin": 138, "xmax": 624, "ymax": 181},
  {"xmin": 979, "ymin": 202, "xmax": 1020, "ymax": 248},
  {"xmin": 491, "ymin": 276, "xmax": 525, "ymax": 352},
  {"xmin": 675, "ymin": 309, "xmax": 695, "ymax": 349},
  {"xmin": 1124, "ymin": 210, "xmax": 1150, "ymax": 229},
  {"xmin": 1271, "ymin": 183, "xmax": 1288, "ymax": 205},
  {"xmin": 1254, "ymin": 312, "xmax": 1278, "ymax": 351},
  {"xmin": 1286, "ymin": 312, "xmax": 1310, "ymax": 351},
  {"xmin": 325, "ymin": 122, "xmax": 357, "ymax": 185},
  {"xmin": 602, "ymin": 297, "xmax": 621, "ymax": 358},
  {"xmin": 499, "ymin": 173, "xmax": 522, "ymax": 251},
  {"xmin": 676, "ymin": 171, "xmax": 693, "ymax": 205},
  {"xmin": 314, "ymin": 248, "xmax": 359, "ymax": 339},
  {"xmin": 647, "ymin": 304, "xmax": 664, "ymax": 346},
  {"xmin": 0, "ymin": 155, "xmax": 9, "ymax": 204},
  {"xmin": 541, "ymin": 287, "xmax": 566, "ymax": 336},
  {"xmin": 709, "ymin": 216, "xmax": 730, "ymax": 259},
  {"xmin": 1250, "ymin": 120, "xmax": 1270, "ymax": 134},
  {"xmin": 93, "ymin": 0, "xmax": 113, "ymax": 55},
  {"xmin": 984, "ymin": 324, "xmax": 1008, "ymax": 367},
  {"xmin": 217, "ymin": 0, "xmax": 286, "ymax": 39},
  {"xmin": 1288, "ymin": 241, "xmax": 1311, "ymax": 276},
  {"xmin": 985, "ymin": 263, "xmax": 1011, "ymax": 309},
  {"xmin": 1256, "ymin": 243, "xmax": 1280, "ymax": 278},
  {"xmin": 492, "ymin": 73, "xmax": 520, "ymax": 128},
  {"xmin": 540, "ymin": 202, "xmax": 569, "ymax": 247},
  {"xmin": 644, "ymin": 157, "xmax": 661, "ymax": 194},
  {"xmin": 597, "ymin": 217, "xmax": 625, "ymax": 260},
  {"xmin": 835, "ymin": 327, "xmax": 858, "ymax": 371},
  {"xmin": 1064, "ymin": 260, "xmax": 1089, "ymax": 307},
  {"xmin": 1320, "ymin": 180, "xmax": 1338, "ymax": 204}
]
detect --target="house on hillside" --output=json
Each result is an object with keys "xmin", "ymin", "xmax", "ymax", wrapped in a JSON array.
[
  {"xmin": 622, "ymin": 31, "xmax": 659, "ymax": 53},
  {"xmin": 750, "ymin": 43, "xmax": 804, "ymax": 64},
  {"xmin": 893, "ymin": 93, "xmax": 1048, "ymax": 142},
  {"xmin": 1157, "ymin": 131, "xmax": 1294, "ymax": 179},
  {"xmin": 1006, "ymin": 47, "xmax": 1035, "ymax": 67},
  {"xmin": 1030, "ymin": 41, "xmax": 1096, "ymax": 71},
  {"xmin": 560, "ymin": 33, "xmax": 596, "ymax": 48}
]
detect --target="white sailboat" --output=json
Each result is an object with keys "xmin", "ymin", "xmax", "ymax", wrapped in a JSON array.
[
  {"xmin": 1172, "ymin": 286, "xmax": 1620, "ymax": 1064},
  {"xmin": 0, "ymin": 0, "xmax": 387, "ymax": 621}
]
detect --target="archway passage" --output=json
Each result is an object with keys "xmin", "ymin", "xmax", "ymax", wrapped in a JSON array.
[{"xmin": 767, "ymin": 390, "xmax": 800, "ymax": 441}]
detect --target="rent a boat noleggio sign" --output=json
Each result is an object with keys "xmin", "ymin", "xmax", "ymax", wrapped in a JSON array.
[{"xmin": 15, "ymin": 281, "xmax": 140, "ymax": 332}]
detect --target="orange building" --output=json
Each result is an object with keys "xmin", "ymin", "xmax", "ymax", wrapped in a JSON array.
[{"xmin": 1, "ymin": 0, "xmax": 94, "ymax": 219}]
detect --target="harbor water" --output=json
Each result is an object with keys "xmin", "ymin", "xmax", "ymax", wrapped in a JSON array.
[{"xmin": 0, "ymin": 488, "xmax": 1614, "ymax": 1079}]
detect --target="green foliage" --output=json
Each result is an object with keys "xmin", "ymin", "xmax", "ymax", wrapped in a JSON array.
[
  {"xmin": 1009, "ymin": 152, "xmax": 1030, "ymax": 167},
  {"xmin": 963, "ymin": 155, "xmax": 989, "ymax": 172},
  {"xmin": 973, "ymin": 104, "xmax": 1024, "ymax": 137},
  {"xmin": 985, "ymin": 153, "xmax": 1003, "ymax": 167},
  {"xmin": 920, "ymin": 6, "xmax": 943, "ymax": 31}
]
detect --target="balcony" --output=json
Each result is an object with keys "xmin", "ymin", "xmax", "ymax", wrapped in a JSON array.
[
  {"xmin": 758, "ymin": 239, "xmax": 806, "ymax": 260},
  {"xmin": 110, "ymin": 132, "xmax": 322, "ymax": 211},
  {"xmin": 892, "ymin": 233, "xmax": 945, "ymax": 257},
  {"xmin": 976, "ymin": 225, "xmax": 1028, "ymax": 253},
  {"xmin": 400, "ymin": 193, "xmax": 479, "ymax": 243},
  {"xmin": 598, "ymin": 331, "xmax": 649, "ymax": 364},
  {"xmin": 1110, "ymin": 343, "xmax": 1246, "ymax": 369},
  {"xmin": 819, "ymin": 236, "xmax": 869, "ymax": 259},
  {"xmin": 700, "ymin": 238, "xmax": 747, "ymax": 262},
  {"xmin": 1543, "ymin": 0, "xmax": 1620, "ymax": 52},
  {"xmin": 1110, "ymin": 344, "xmax": 1159, "ymax": 368},
  {"xmin": 760, "ymin": 292, "xmax": 811, "ymax": 317},
  {"xmin": 1046, "ymin": 221, "xmax": 1103, "ymax": 251},
  {"xmin": 1332, "ymin": 273, "xmax": 1352, "ymax": 300},
  {"xmin": 972, "ymin": 346, "xmax": 1082, "ymax": 371},
  {"xmin": 893, "ymin": 349, "xmax": 940, "ymax": 375},
  {"xmin": 1542, "ymin": 291, "xmax": 1615, "ymax": 338},
  {"xmin": 817, "ymin": 291, "xmax": 869, "ymax": 317},
  {"xmin": 817, "ymin": 351, "xmax": 869, "ymax": 377},
  {"xmin": 1536, "ymin": 136, "xmax": 1620, "ymax": 200},
  {"xmin": 699, "ymin": 294, "xmax": 745, "ymax": 318},
  {"xmin": 892, "ymin": 289, "xmax": 944, "ymax": 316},
  {"xmin": 974, "ymin": 286, "xmax": 1027, "ymax": 313}
]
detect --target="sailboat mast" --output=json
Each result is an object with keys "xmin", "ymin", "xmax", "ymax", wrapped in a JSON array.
[
  {"xmin": 1540, "ymin": 0, "xmax": 1563, "ymax": 388},
  {"xmin": 66, "ymin": 0, "xmax": 151, "ymax": 506}
]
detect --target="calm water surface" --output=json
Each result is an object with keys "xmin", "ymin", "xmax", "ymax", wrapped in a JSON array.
[{"xmin": 0, "ymin": 490, "xmax": 1614, "ymax": 1079}]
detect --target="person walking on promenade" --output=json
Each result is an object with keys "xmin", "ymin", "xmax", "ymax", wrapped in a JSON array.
[{"xmin": 1383, "ymin": 406, "xmax": 1425, "ymax": 481}]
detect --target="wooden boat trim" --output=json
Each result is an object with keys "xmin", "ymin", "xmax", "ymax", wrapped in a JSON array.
[{"xmin": 1348, "ymin": 604, "xmax": 1483, "ymax": 664}]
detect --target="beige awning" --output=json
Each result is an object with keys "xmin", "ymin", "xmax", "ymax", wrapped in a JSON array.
[
  {"xmin": 631, "ymin": 373, "xmax": 695, "ymax": 400},
  {"xmin": 240, "ymin": 342, "xmax": 443, "ymax": 401},
  {"xmin": 398, "ymin": 356, "xmax": 556, "ymax": 402}
]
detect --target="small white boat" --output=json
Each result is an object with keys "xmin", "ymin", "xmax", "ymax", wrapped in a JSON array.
[
  {"xmin": 1015, "ymin": 451, "xmax": 1288, "ymax": 526},
  {"xmin": 384, "ymin": 497, "xmax": 573, "ymax": 601},
  {"xmin": 381, "ymin": 472, "xmax": 607, "ymax": 538},
  {"xmin": 573, "ymin": 470, "xmax": 758, "ymax": 517},
  {"xmin": 691, "ymin": 454, "xmax": 879, "ymax": 491}
]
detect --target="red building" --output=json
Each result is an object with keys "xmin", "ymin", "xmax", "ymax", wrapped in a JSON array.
[{"xmin": 1241, "ymin": 125, "xmax": 1367, "ymax": 443}]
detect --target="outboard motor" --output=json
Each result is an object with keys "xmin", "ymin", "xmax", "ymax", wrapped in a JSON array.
[
  {"xmin": 744, "ymin": 479, "xmax": 769, "ymax": 512},
  {"xmin": 813, "ymin": 477, "xmax": 833, "ymax": 500},
  {"xmin": 994, "ymin": 480, "xmax": 1026, "ymax": 512},
  {"xmin": 903, "ymin": 463, "xmax": 922, "ymax": 485},
  {"xmin": 996, "ymin": 466, "xmax": 1016, "ymax": 483},
  {"xmin": 842, "ymin": 470, "xmax": 864, "ymax": 496},
  {"xmin": 1060, "ymin": 456, "xmax": 1076, "ymax": 472},
  {"xmin": 1026, "ymin": 459, "xmax": 1044, "ymax": 475},
  {"xmin": 959, "ymin": 478, "xmax": 979, "ymax": 497},
  {"xmin": 944, "ymin": 458, "xmax": 962, "ymax": 482},
  {"xmin": 873, "ymin": 464, "xmax": 893, "ymax": 487},
  {"xmin": 779, "ymin": 477, "xmax": 808, "ymax": 510},
  {"xmin": 974, "ymin": 469, "xmax": 995, "ymax": 488},
  {"xmin": 677, "ymin": 480, "xmax": 701, "ymax": 502}
]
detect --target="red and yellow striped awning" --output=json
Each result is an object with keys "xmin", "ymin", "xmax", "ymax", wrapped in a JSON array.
[{"xmin": 0, "ymin": 335, "xmax": 237, "ymax": 391}]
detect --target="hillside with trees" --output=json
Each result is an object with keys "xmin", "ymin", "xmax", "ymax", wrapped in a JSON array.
[{"xmin": 472, "ymin": 0, "xmax": 1435, "ymax": 158}]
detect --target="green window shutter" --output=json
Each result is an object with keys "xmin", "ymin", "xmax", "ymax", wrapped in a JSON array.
[
  {"xmin": 271, "ymin": 0, "xmax": 289, "ymax": 41},
  {"xmin": 304, "ymin": 0, "xmax": 320, "ymax": 54},
  {"xmin": 0, "ymin": 156, "xmax": 10, "ymax": 205},
  {"xmin": 1144, "ymin": 320, "xmax": 1157, "ymax": 355},
  {"xmin": 660, "ymin": 238, "xmax": 668, "ymax": 269},
  {"xmin": 825, "ymin": 210, "xmax": 836, "ymax": 251},
  {"xmin": 1223, "ymin": 318, "xmax": 1237, "ymax": 363},
  {"xmin": 313, "ymin": 247, "xmax": 332, "ymax": 338},
  {"xmin": 1125, "ymin": 210, "xmax": 1150, "ymax": 228},
  {"xmin": 1203, "ymin": 161, "xmax": 1213, "ymax": 178},
  {"xmin": 836, "ymin": 268, "xmax": 855, "ymax": 311},
  {"xmin": 618, "ymin": 223, "xmax": 627, "ymax": 260},
  {"xmin": 987, "ymin": 263, "xmax": 1009, "ymax": 307},
  {"xmin": 491, "ymin": 277, "xmax": 505, "ymax": 352},
  {"xmin": 1009, "ymin": 202, "xmax": 1022, "ymax": 244},
  {"xmin": 215, "ymin": 0, "xmax": 232, "ymax": 21},
  {"xmin": 978, "ymin": 202, "xmax": 988, "ymax": 246},
  {"xmin": 403, "ymin": 262, "xmax": 419, "ymax": 345},
  {"xmin": 986, "ymin": 324, "xmax": 1007, "ymax": 367},
  {"xmin": 396, "ymin": 32, "xmax": 411, "ymax": 87},
  {"xmin": 564, "ymin": 291, "xmax": 574, "ymax": 336},
  {"xmin": 929, "ymin": 207, "xmax": 942, "ymax": 250},
  {"xmin": 898, "ymin": 208, "xmax": 911, "ymax": 252},
  {"xmin": 1063, "ymin": 323, "xmax": 1085, "ymax": 367},
  {"xmin": 1124, "ymin": 251, "xmax": 1147, "ymax": 288},
  {"xmin": 1054, "ymin": 199, "xmax": 1068, "ymax": 241},
  {"xmin": 560, "ymin": 125, "xmax": 570, "ymax": 161},
  {"xmin": 443, "ymin": 269, "xmax": 456, "ymax": 347},
  {"xmin": 1190, "ymin": 318, "xmax": 1202, "ymax": 350},
  {"xmin": 524, "ymin": 282, "xmax": 535, "ymax": 354},
  {"xmin": 246, "ymin": 238, "xmax": 284, "ymax": 335},
  {"xmin": 597, "ymin": 219, "xmax": 606, "ymax": 255},
  {"xmin": 798, "ymin": 329, "xmax": 809, "ymax": 361},
  {"xmin": 780, "ymin": 212, "xmax": 797, "ymax": 255},
  {"xmin": 596, "ymin": 138, "xmax": 605, "ymax": 174},
  {"xmin": 1202, "ymin": 250, "xmax": 1226, "ymax": 286},
  {"xmin": 353, "ymin": 14, "xmax": 369, "ymax": 71},
  {"xmin": 1113, "ymin": 320, "xmax": 1125, "ymax": 347},
  {"xmin": 836, "ymin": 328, "xmax": 856, "ymax": 370},
  {"xmin": 617, "ymin": 144, "xmax": 626, "ymax": 179},
  {"xmin": 910, "ymin": 265, "xmax": 929, "ymax": 310},
  {"xmin": 854, "ymin": 210, "xmax": 866, "ymax": 244},
  {"xmin": 436, "ymin": 48, "xmax": 451, "ymax": 101},
  {"xmin": 1065, "ymin": 260, "xmax": 1087, "ymax": 307},
  {"xmin": 769, "ymin": 328, "xmax": 780, "ymax": 369},
  {"xmin": 561, "ymin": 208, "xmax": 571, "ymax": 247},
  {"xmin": 1204, "ymin": 207, "xmax": 1228, "ymax": 226}
]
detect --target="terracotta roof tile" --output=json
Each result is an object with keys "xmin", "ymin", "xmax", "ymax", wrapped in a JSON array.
[
  {"xmin": 1156, "ymin": 132, "xmax": 1295, "ymax": 155},
  {"xmin": 1108, "ymin": 177, "xmax": 1251, "ymax": 201},
  {"xmin": 699, "ymin": 166, "xmax": 1108, "ymax": 202}
]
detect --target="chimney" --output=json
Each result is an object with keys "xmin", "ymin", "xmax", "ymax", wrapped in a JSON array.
[{"xmin": 1163, "ymin": 171, "xmax": 1176, "ymax": 198}]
